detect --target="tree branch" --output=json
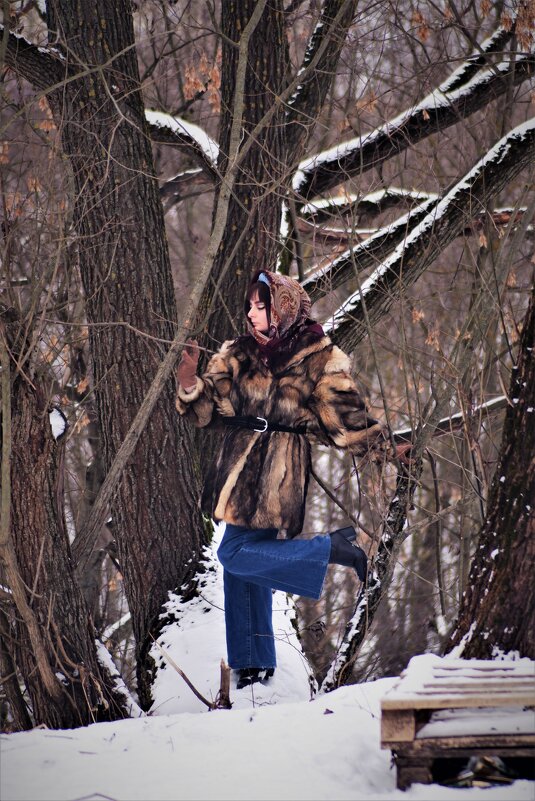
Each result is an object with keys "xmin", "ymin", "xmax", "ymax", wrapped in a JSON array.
[
  {"xmin": 303, "ymin": 195, "xmax": 438, "ymax": 302},
  {"xmin": 327, "ymin": 119, "xmax": 535, "ymax": 353},
  {"xmin": 303, "ymin": 201, "xmax": 531, "ymax": 301},
  {"xmin": 285, "ymin": 0, "xmax": 358, "ymax": 163},
  {"xmin": 295, "ymin": 33, "xmax": 534, "ymax": 200},
  {"xmin": 1, "ymin": 27, "xmax": 66, "ymax": 89}
]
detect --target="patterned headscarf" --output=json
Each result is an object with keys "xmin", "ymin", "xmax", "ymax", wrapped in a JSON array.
[{"xmin": 246, "ymin": 270, "xmax": 312, "ymax": 348}]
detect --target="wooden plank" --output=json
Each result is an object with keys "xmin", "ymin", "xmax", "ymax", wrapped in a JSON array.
[
  {"xmin": 383, "ymin": 733, "xmax": 535, "ymax": 752},
  {"xmin": 433, "ymin": 662, "xmax": 531, "ymax": 672},
  {"xmin": 381, "ymin": 692, "xmax": 535, "ymax": 710},
  {"xmin": 433, "ymin": 667, "xmax": 534, "ymax": 677},
  {"xmin": 416, "ymin": 706, "xmax": 535, "ymax": 737},
  {"xmin": 380, "ymin": 709, "xmax": 416, "ymax": 744},
  {"xmin": 422, "ymin": 680, "xmax": 535, "ymax": 690},
  {"xmin": 395, "ymin": 756, "xmax": 433, "ymax": 790}
]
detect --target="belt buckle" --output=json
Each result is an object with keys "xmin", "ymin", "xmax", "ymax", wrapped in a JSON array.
[{"xmin": 254, "ymin": 416, "xmax": 268, "ymax": 433}]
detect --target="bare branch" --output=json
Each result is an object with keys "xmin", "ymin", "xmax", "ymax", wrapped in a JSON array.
[
  {"xmin": 326, "ymin": 119, "xmax": 535, "ymax": 352},
  {"xmin": 285, "ymin": 0, "xmax": 358, "ymax": 162},
  {"xmin": 391, "ymin": 395, "xmax": 509, "ymax": 444},
  {"xmin": 1, "ymin": 27, "xmax": 67, "ymax": 89},
  {"xmin": 294, "ymin": 31, "xmax": 534, "ymax": 200}
]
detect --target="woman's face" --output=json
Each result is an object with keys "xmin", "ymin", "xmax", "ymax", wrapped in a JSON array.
[{"xmin": 247, "ymin": 291, "xmax": 269, "ymax": 334}]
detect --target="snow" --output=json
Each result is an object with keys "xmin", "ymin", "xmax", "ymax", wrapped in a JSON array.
[
  {"xmin": 417, "ymin": 706, "xmax": 534, "ymax": 738},
  {"xmin": 49, "ymin": 407, "xmax": 67, "ymax": 439},
  {"xmin": 300, "ymin": 188, "xmax": 439, "ymax": 217},
  {"xmin": 305, "ymin": 194, "xmax": 437, "ymax": 303},
  {"xmin": 2, "ymin": 528, "xmax": 534, "ymax": 801},
  {"xmin": 323, "ymin": 117, "xmax": 535, "ymax": 331},
  {"xmin": 144, "ymin": 110, "xmax": 219, "ymax": 164},
  {"xmin": 293, "ymin": 38, "xmax": 533, "ymax": 193}
]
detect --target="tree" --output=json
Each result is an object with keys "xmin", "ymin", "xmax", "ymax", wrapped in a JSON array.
[
  {"xmin": 447, "ymin": 289, "xmax": 534, "ymax": 659},
  {"xmin": 1, "ymin": 309, "xmax": 130, "ymax": 727},
  {"xmin": 2, "ymin": 0, "xmax": 205, "ymax": 717},
  {"xmin": 1, "ymin": 0, "xmax": 534, "ymax": 728}
]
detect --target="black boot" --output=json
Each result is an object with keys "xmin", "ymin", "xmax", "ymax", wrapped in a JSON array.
[
  {"xmin": 236, "ymin": 667, "xmax": 275, "ymax": 690},
  {"xmin": 328, "ymin": 526, "xmax": 368, "ymax": 582}
]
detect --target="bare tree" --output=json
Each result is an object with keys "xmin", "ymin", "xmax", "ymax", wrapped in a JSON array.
[
  {"xmin": 1, "ymin": 0, "xmax": 534, "ymax": 728},
  {"xmin": 447, "ymin": 289, "xmax": 534, "ymax": 659}
]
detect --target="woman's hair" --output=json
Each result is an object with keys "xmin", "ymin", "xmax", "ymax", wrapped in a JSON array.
[{"xmin": 245, "ymin": 281, "xmax": 271, "ymax": 325}]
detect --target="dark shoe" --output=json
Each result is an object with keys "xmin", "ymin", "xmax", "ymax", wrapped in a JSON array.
[
  {"xmin": 328, "ymin": 526, "xmax": 367, "ymax": 581},
  {"xmin": 236, "ymin": 667, "xmax": 275, "ymax": 690}
]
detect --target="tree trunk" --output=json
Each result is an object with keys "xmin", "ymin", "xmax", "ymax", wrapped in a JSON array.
[
  {"xmin": 194, "ymin": 0, "xmax": 288, "ymax": 348},
  {"xmin": 0, "ymin": 608, "xmax": 33, "ymax": 732},
  {"xmin": 447, "ymin": 289, "xmax": 534, "ymax": 658},
  {"xmin": 191, "ymin": 0, "xmax": 288, "ymax": 471},
  {"xmin": 45, "ymin": 0, "xmax": 204, "ymax": 708},
  {"xmin": 1, "ymin": 312, "xmax": 129, "ymax": 728}
]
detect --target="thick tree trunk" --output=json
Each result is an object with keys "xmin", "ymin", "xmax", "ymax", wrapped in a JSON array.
[
  {"xmin": 0, "ymin": 609, "xmax": 33, "ymax": 731},
  {"xmin": 191, "ymin": 0, "xmax": 288, "ymax": 471},
  {"xmin": 45, "ymin": 0, "xmax": 204, "ymax": 709},
  {"xmin": 194, "ymin": 0, "xmax": 288, "ymax": 347},
  {"xmin": 1, "ymin": 313, "xmax": 129, "ymax": 728},
  {"xmin": 447, "ymin": 290, "xmax": 535, "ymax": 658}
]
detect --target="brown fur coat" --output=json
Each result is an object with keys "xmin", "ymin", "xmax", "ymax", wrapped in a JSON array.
[{"xmin": 176, "ymin": 328, "xmax": 385, "ymax": 537}]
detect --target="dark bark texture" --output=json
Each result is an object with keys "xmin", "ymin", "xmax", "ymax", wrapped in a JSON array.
[
  {"xmin": 191, "ymin": 0, "xmax": 288, "ymax": 472},
  {"xmin": 45, "ymin": 0, "xmax": 204, "ymax": 709},
  {"xmin": 447, "ymin": 289, "xmax": 535, "ymax": 658},
  {"xmin": 2, "ymin": 313, "xmax": 129, "ymax": 728},
  {"xmin": 194, "ymin": 0, "xmax": 288, "ymax": 350}
]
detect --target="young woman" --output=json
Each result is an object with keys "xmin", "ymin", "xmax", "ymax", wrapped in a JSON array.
[{"xmin": 176, "ymin": 270, "xmax": 402, "ymax": 689}]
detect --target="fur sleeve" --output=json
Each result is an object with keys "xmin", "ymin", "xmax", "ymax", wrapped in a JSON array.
[
  {"xmin": 309, "ymin": 346, "xmax": 386, "ymax": 455},
  {"xmin": 175, "ymin": 340, "xmax": 236, "ymax": 427}
]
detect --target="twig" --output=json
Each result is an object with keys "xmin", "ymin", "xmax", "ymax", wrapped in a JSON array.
[{"xmin": 150, "ymin": 636, "xmax": 215, "ymax": 710}]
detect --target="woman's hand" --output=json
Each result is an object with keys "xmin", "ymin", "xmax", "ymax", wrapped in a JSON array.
[
  {"xmin": 177, "ymin": 339, "xmax": 200, "ymax": 392},
  {"xmin": 369, "ymin": 437, "xmax": 414, "ymax": 467},
  {"xmin": 393, "ymin": 442, "xmax": 414, "ymax": 466}
]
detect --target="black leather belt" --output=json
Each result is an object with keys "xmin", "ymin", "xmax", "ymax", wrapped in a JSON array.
[{"xmin": 221, "ymin": 415, "xmax": 307, "ymax": 435}]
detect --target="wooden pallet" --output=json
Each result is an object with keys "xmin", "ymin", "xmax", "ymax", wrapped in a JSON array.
[{"xmin": 380, "ymin": 655, "xmax": 535, "ymax": 789}]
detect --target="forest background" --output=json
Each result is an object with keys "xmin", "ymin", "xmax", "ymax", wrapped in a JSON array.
[{"xmin": 0, "ymin": 0, "xmax": 533, "ymax": 730}]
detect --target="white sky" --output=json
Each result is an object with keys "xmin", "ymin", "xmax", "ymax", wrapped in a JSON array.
[{"xmin": 2, "ymin": 524, "xmax": 533, "ymax": 801}]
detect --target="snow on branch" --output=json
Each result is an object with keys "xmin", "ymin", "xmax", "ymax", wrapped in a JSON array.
[
  {"xmin": 145, "ymin": 110, "xmax": 219, "ymax": 180},
  {"xmin": 391, "ymin": 395, "xmax": 508, "ymax": 444},
  {"xmin": 293, "ymin": 29, "xmax": 534, "ymax": 200},
  {"xmin": 159, "ymin": 168, "xmax": 213, "ymax": 212},
  {"xmin": 1, "ymin": 26, "xmax": 67, "ymax": 90},
  {"xmin": 438, "ymin": 23, "xmax": 513, "ymax": 94},
  {"xmin": 299, "ymin": 187, "xmax": 439, "ymax": 223},
  {"xmin": 303, "ymin": 196, "xmax": 438, "ymax": 302},
  {"xmin": 285, "ymin": 0, "xmax": 358, "ymax": 162},
  {"xmin": 297, "ymin": 204, "xmax": 530, "ymax": 251},
  {"xmin": 302, "ymin": 201, "xmax": 530, "ymax": 302},
  {"xmin": 324, "ymin": 118, "xmax": 535, "ymax": 353}
]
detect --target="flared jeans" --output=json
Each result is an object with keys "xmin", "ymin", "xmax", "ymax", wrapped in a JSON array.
[{"xmin": 217, "ymin": 524, "xmax": 331, "ymax": 670}]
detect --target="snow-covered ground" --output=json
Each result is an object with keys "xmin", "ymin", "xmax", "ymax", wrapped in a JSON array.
[{"xmin": 2, "ymin": 525, "xmax": 533, "ymax": 801}]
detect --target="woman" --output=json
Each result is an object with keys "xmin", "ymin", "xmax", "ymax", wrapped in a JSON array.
[{"xmin": 176, "ymin": 270, "xmax": 398, "ymax": 689}]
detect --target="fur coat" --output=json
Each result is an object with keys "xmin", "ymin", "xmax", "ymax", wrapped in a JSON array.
[{"xmin": 176, "ymin": 327, "xmax": 385, "ymax": 538}]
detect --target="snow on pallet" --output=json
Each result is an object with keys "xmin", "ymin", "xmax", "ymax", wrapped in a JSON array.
[{"xmin": 380, "ymin": 654, "xmax": 535, "ymax": 789}]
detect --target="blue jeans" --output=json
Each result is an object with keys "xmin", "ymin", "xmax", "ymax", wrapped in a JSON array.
[{"xmin": 217, "ymin": 524, "xmax": 331, "ymax": 669}]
